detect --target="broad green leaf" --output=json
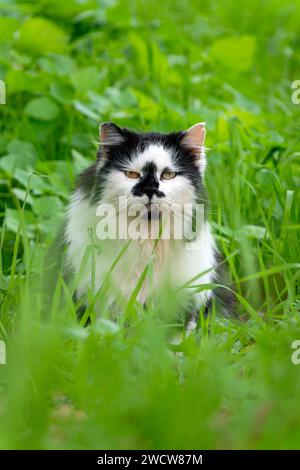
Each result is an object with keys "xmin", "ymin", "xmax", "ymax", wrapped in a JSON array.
[
  {"xmin": 18, "ymin": 17, "xmax": 68, "ymax": 54},
  {"xmin": 25, "ymin": 97, "xmax": 61, "ymax": 121},
  {"xmin": 50, "ymin": 83, "xmax": 75, "ymax": 104},
  {"xmin": 131, "ymin": 89, "xmax": 160, "ymax": 121},
  {"xmin": 12, "ymin": 188, "xmax": 33, "ymax": 205},
  {"xmin": 105, "ymin": 87, "xmax": 136, "ymax": 108},
  {"xmin": 211, "ymin": 35, "xmax": 256, "ymax": 71},
  {"xmin": 14, "ymin": 170, "xmax": 50, "ymax": 194},
  {"xmin": 0, "ymin": 153, "xmax": 35, "ymax": 175},
  {"xmin": 70, "ymin": 67, "xmax": 101, "ymax": 95},
  {"xmin": 5, "ymin": 69, "xmax": 46, "ymax": 94},
  {"xmin": 32, "ymin": 196, "xmax": 64, "ymax": 219},
  {"xmin": 72, "ymin": 149, "xmax": 91, "ymax": 174},
  {"xmin": 0, "ymin": 17, "xmax": 19, "ymax": 42},
  {"xmin": 73, "ymin": 100, "xmax": 99, "ymax": 120},
  {"xmin": 38, "ymin": 54, "xmax": 76, "ymax": 76},
  {"xmin": 0, "ymin": 140, "xmax": 37, "ymax": 177},
  {"xmin": 8, "ymin": 140, "xmax": 38, "ymax": 161},
  {"xmin": 5, "ymin": 208, "xmax": 36, "ymax": 238}
]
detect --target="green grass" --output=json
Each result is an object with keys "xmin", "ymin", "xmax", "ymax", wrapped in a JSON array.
[{"xmin": 0, "ymin": 0, "xmax": 300, "ymax": 450}]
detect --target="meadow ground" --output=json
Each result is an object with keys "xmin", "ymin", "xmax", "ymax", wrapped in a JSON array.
[{"xmin": 0, "ymin": 0, "xmax": 300, "ymax": 449}]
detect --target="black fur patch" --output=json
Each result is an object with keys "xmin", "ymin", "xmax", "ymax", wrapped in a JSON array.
[{"xmin": 132, "ymin": 162, "xmax": 165, "ymax": 200}]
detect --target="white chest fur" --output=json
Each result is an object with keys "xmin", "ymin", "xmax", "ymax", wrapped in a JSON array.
[{"xmin": 65, "ymin": 191, "xmax": 216, "ymax": 309}]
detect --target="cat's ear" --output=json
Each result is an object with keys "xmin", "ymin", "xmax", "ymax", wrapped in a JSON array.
[
  {"xmin": 99, "ymin": 122, "xmax": 124, "ymax": 147},
  {"xmin": 98, "ymin": 122, "xmax": 125, "ymax": 165},
  {"xmin": 181, "ymin": 122, "xmax": 206, "ymax": 152},
  {"xmin": 181, "ymin": 122, "xmax": 206, "ymax": 173}
]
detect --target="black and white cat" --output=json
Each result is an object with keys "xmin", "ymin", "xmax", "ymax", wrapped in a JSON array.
[{"xmin": 64, "ymin": 122, "xmax": 229, "ymax": 326}]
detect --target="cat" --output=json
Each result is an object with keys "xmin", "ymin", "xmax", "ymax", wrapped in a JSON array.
[{"xmin": 63, "ymin": 122, "xmax": 233, "ymax": 328}]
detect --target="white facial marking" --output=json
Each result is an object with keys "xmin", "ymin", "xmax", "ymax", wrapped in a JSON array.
[{"xmin": 129, "ymin": 144, "xmax": 175, "ymax": 175}]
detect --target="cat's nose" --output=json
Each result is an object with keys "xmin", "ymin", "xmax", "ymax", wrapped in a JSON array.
[
  {"xmin": 144, "ymin": 186, "xmax": 158, "ymax": 200},
  {"xmin": 132, "ymin": 177, "xmax": 165, "ymax": 199}
]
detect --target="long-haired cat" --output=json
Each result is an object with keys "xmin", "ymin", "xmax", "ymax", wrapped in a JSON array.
[{"xmin": 63, "ymin": 122, "xmax": 233, "ymax": 328}]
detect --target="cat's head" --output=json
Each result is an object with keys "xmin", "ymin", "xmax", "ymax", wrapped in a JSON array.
[{"xmin": 95, "ymin": 122, "xmax": 207, "ymax": 212}]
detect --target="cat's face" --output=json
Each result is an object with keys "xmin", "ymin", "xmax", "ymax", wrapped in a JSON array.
[{"xmin": 96, "ymin": 122, "xmax": 207, "ymax": 217}]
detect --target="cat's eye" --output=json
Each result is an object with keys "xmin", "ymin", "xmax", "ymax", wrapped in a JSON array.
[
  {"xmin": 124, "ymin": 170, "xmax": 140, "ymax": 179},
  {"xmin": 161, "ymin": 170, "xmax": 176, "ymax": 180}
]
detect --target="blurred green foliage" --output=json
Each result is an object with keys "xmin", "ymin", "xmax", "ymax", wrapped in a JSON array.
[{"xmin": 0, "ymin": 0, "xmax": 300, "ymax": 450}]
